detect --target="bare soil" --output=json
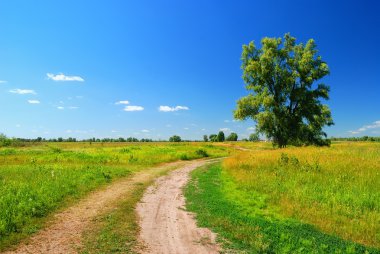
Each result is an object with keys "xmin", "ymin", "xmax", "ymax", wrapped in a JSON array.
[
  {"xmin": 136, "ymin": 159, "xmax": 221, "ymax": 254},
  {"xmin": 3, "ymin": 161, "xmax": 185, "ymax": 254}
]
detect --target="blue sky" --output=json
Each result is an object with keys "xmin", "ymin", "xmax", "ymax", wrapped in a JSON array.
[{"xmin": 0, "ymin": 0, "xmax": 379, "ymax": 140}]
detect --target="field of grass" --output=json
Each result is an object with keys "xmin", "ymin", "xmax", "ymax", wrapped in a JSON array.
[
  {"xmin": 185, "ymin": 142, "xmax": 380, "ymax": 253},
  {"xmin": 0, "ymin": 142, "xmax": 229, "ymax": 250}
]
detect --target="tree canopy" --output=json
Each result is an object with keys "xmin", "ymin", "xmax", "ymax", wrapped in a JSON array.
[
  {"xmin": 249, "ymin": 133, "xmax": 260, "ymax": 142},
  {"xmin": 234, "ymin": 33, "xmax": 334, "ymax": 147},
  {"xmin": 217, "ymin": 131, "xmax": 225, "ymax": 142},
  {"xmin": 226, "ymin": 132, "xmax": 238, "ymax": 141},
  {"xmin": 169, "ymin": 135, "xmax": 181, "ymax": 142},
  {"xmin": 209, "ymin": 134, "xmax": 218, "ymax": 142}
]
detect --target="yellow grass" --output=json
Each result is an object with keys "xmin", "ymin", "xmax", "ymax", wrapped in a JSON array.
[{"xmin": 223, "ymin": 142, "xmax": 380, "ymax": 248}]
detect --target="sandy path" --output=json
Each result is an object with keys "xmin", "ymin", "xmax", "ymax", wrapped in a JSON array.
[
  {"xmin": 136, "ymin": 159, "xmax": 221, "ymax": 254},
  {"xmin": 3, "ymin": 161, "xmax": 186, "ymax": 254}
]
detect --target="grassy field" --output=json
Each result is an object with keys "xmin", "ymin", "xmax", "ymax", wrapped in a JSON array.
[
  {"xmin": 0, "ymin": 142, "xmax": 229, "ymax": 250},
  {"xmin": 185, "ymin": 142, "xmax": 380, "ymax": 253}
]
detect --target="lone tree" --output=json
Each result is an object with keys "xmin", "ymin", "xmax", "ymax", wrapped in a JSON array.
[
  {"xmin": 234, "ymin": 33, "xmax": 334, "ymax": 148},
  {"xmin": 169, "ymin": 135, "xmax": 181, "ymax": 142}
]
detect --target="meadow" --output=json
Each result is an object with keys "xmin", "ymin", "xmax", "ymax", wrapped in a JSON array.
[
  {"xmin": 185, "ymin": 142, "xmax": 380, "ymax": 253},
  {"xmin": 0, "ymin": 141, "xmax": 229, "ymax": 250}
]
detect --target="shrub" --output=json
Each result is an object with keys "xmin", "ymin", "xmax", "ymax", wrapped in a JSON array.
[{"xmin": 195, "ymin": 149, "xmax": 209, "ymax": 157}]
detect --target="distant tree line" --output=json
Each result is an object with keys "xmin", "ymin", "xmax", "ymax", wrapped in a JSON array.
[
  {"xmin": 330, "ymin": 136, "xmax": 380, "ymax": 142},
  {"xmin": 9, "ymin": 131, "xmax": 365, "ymax": 147},
  {"xmin": 0, "ymin": 133, "xmax": 209, "ymax": 146},
  {"xmin": 0, "ymin": 133, "xmax": 159, "ymax": 146}
]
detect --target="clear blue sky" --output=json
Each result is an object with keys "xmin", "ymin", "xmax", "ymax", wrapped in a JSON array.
[{"xmin": 0, "ymin": 0, "xmax": 379, "ymax": 140}]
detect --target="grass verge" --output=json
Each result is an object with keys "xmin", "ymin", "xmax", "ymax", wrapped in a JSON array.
[{"xmin": 185, "ymin": 163, "xmax": 380, "ymax": 253}]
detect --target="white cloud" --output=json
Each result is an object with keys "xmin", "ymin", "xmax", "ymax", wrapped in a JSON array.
[
  {"xmin": 201, "ymin": 128, "xmax": 206, "ymax": 131},
  {"xmin": 68, "ymin": 106, "xmax": 79, "ymax": 109},
  {"xmin": 166, "ymin": 124, "xmax": 172, "ymax": 128},
  {"xmin": 349, "ymin": 120, "xmax": 380, "ymax": 135},
  {"xmin": 247, "ymin": 127, "xmax": 256, "ymax": 131},
  {"xmin": 0, "ymin": 80, "xmax": 7, "ymax": 84},
  {"xmin": 224, "ymin": 120, "xmax": 230, "ymax": 123},
  {"xmin": 123, "ymin": 105, "xmax": 144, "ymax": 112},
  {"xmin": 141, "ymin": 129, "xmax": 150, "ymax": 133},
  {"xmin": 111, "ymin": 130, "xmax": 118, "ymax": 133},
  {"xmin": 10, "ymin": 89, "xmax": 36, "ymax": 95},
  {"xmin": 57, "ymin": 106, "xmax": 64, "ymax": 110},
  {"xmin": 184, "ymin": 127, "xmax": 189, "ymax": 130},
  {"xmin": 28, "ymin": 100, "xmax": 40, "ymax": 104},
  {"xmin": 158, "ymin": 105, "xmax": 189, "ymax": 112},
  {"xmin": 220, "ymin": 128, "xmax": 230, "ymax": 132},
  {"xmin": 47, "ymin": 73, "xmax": 84, "ymax": 82},
  {"xmin": 115, "ymin": 100, "xmax": 130, "ymax": 105},
  {"xmin": 16, "ymin": 124, "xmax": 21, "ymax": 128}
]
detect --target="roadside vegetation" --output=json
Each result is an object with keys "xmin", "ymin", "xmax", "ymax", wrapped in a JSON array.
[
  {"xmin": 0, "ymin": 141, "xmax": 229, "ymax": 250},
  {"xmin": 185, "ymin": 142, "xmax": 380, "ymax": 253}
]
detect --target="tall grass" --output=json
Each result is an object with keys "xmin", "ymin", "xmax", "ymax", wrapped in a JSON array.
[
  {"xmin": 221, "ymin": 142, "xmax": 380, "ymax": 248},
  {"xmin": 0, "ymin": 142, "xmax": 228, "ymax": 249},
  {"xmin": 186, "ymin": 163, "xmax": 379, "ymax": 253}
]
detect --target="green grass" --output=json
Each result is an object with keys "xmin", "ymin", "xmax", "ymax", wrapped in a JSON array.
[
  {"xmin": 186, "ymin": 164, "xmax": 379, "ymax": 253},
  {"xmin": 80, "ymin": 183, "xmax": 145, "ymax": 254},
  {"xmin": 0, "ymin": 142, "xmax": 229, "ymax": 250}
]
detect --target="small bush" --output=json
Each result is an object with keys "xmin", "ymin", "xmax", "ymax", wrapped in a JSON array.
[
  {"xmin": 120, "ymin": 148, "xmax": 131, "ymax": 153},
  {"xmin": 180, "ymin": 154, "xmax": 189, "ymax": 160},
  {"xmin": 49, "ymin": 147, "xmax": 62, "ymax": 153},
  {"xmin": 195, "ymin": 149, "xmax": 209, "ymax": 157}
]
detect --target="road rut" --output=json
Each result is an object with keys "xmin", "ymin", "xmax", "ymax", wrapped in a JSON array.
[
  {"xmin": 136, "ymin": 159, "xmax": 221, "ymax": 254},
  {"xmin": 3, "ymin": 161, "xmax": 185, "ymax": 254}
]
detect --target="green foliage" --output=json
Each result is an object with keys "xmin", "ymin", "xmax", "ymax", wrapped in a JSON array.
[
  {"xmin": 249, "ymin": 132, "xmax": 260, "ymax": 142},
  {"xmin": 185, "ymin": 163, "xmax": 379, "ymax": 253},
  {"xmin": 331, "ymin": 136, "xmax": 380, "ymax": 142},
  {"xmin": 234, "ymin": 33, "xmax": 334, "ymax": 147},
  {"xmin": 217, "ymin": 131, "xmax": 225, "ymax": 142},
  {"xmin": 203, "ymin": 135, "xmax": 208, "ymax": 142},
  {"xmin": 169, "ymin": 135, "xmax": 181, "ymax": 142},
  {"xmin": 226, "ymin": 132, "xmax": 238, "ymax": 141},
  {"xmin": 179, "ymin": 154, "xmax": 189, "ymax": 160},
  {"xmin": 0, "ymin": 134, "xmax": 12, "ymax": 147},
  {"xmin": 195, "ymin": 149, "xmax": 209, "ymax": 157},
  {"xmin": 209, "ymin": 134, "xmax": 218, "ymax": 142}
]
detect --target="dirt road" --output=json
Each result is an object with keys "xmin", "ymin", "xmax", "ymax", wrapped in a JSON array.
[
  {"xmin": 136, "ymin": 159, "xmax": 221, "ymax": 254},
  {"xmin": 3, "ymin": 161, "xmax": 186, "ymax": 254}
]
